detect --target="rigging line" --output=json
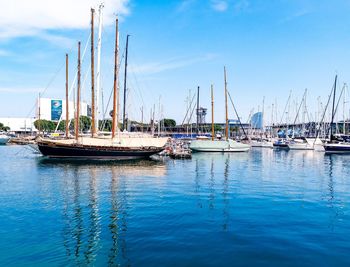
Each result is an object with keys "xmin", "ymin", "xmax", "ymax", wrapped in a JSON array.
[
  {"xmin": 314, "ymin": 81, "xmax": 335, "ymax": 140},
  {"xmin": 333, "ymin": 83, "xmax": 346, "ymax": 121},
  {"xmin": 292, "ymin": 89, "xmax": 307, "ymax": 125},
  {"xmin": 188, "ymin": 100, "xmax": 197, "ymax": 125},
  {"xmin": 227, "ymin": 91, "xmax": 248, "ymax": 138},
  {"xmin": 279, "ymin": 91, "xmax": 292, "ymax": 125},
  {"xmin": 54, "ymin": 33, "xmax": 91, "ymax": 132},
  {"xmin": 181, "ymin": 92, "xmax": 196, "ymax": 126},
  {"xmin": 127, "ymin": 49, "xmax": 156, "ymax": 103},
  {"xmin": 100, "ymin": 58, "xmax": 125, "ymax": 131},
  {"xmin": 128, "ymin": 67, "xmax": 146, "ymax": 109},
  {"xmin": 25, "ymin": 61, "xmax": 66, "ymax": 119}
]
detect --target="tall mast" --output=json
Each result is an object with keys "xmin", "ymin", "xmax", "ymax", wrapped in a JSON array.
[
  {"xmin": 224, "ymin": 66, "xmax": 229, "ymax": 140},
  {"xmin": 343, "ymin": 83, "xmax": 347, "ymax": 135},
  {"xmin": 122, "ymin": 34, "xmax": 130, "ymax": 131},
  {"xmin": 38, "ymin": 93, "xmax": 41, "ymax": 135},
  {"xmin": 196, "ymin": 86, "xmax": 200, "ymax": 133},
  {"xmin": 330, "ymin": 75, "xmax": 338, "ymax": 141},
  {"xmin": 96, "ymin": 4, "xmax": 104, "ymax": 131},
  {"xmin": 65, "ymin": 53, "xmax": 69, "ymax": 138},
  {"xmin": 262, "ymin": 96, "xmax": 265, "ymax": 134},
  {"xmin": 112, "ymin": 17, "xmax": 119, "ymax": 139},
  {"xmin": 140, "ymin": 106, "xmax": 144, "ymax": 132},
  {"xmin": 91, "ymin": 8, "xmax": 96, "ymax": 137},
  {"xmin": 75, "ymin": 41, "xmax": 81, "ymax": 141},
  {"xmin": 211, "ymin": 84, "xmax": 214, "ymax": 141}
]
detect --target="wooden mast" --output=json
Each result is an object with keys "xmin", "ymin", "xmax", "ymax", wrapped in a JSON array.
[
  {"xmin": 112, "ymin": 17, "xmax": 119, "ymax": 139},
  {"xmin": 65, "ymin": 53, "xmax": 69, "ymax": 138},
  {"xmin": 224, "ymin": 66, "xmax": 229, "ymax": 140},
  {"xmin": 75, "ymin": 41, "xmax": 81, "ymax": 141},
  {"xmin": 211, "ymin": 84, "xmax": 214, "ymax": 141},
  {"xmin": 91, "ymin": 8, "xmax": 96, "ymax": 137}
]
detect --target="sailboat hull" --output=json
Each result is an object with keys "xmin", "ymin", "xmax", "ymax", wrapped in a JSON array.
[
  {"xmin": 0, "ymin": 135, "xmax": 10, "ymax": 145},
  {"xmin": 190, "ymin": 139, "xmax": 250, "ymax": 152},
  {"xmin": 323, "ymin": 143, "xmax": 350, "ymax": 154},
  {"xmin": 38, "ymin": 141, "xmax": 164, "ymax": 160}
]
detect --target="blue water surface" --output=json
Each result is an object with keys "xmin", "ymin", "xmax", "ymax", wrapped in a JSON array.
[{"xmin": 0, "ymin": 145, "xmax": 349, "ymax": 266}]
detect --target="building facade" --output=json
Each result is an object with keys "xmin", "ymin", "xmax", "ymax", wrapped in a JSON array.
[{"xmin": 36, "ymin": 98, "xmax": 89, "ymax": 121}]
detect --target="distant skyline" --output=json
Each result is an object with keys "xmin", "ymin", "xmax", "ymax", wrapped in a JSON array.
[{"xmin": 1, "ymin": 0, "xmax": 350, "ymax": 125}]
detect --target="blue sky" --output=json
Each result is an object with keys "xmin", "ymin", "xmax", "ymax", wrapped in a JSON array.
[{"xmin": 1, "ymin": 0, "xmax": 350, "ymax": 124}]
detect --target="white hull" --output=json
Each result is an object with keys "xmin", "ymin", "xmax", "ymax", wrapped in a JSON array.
[
  {"xmin": 0, "ymin": 136, "xmax": 10, "ymax": 145},
  {"xmin": 251, "ymin": 141, "xmax": 273, "ymax": 148},
  {"xmin": 288, "ymin": 143, "xmax": 314, "ymax": 150},
  {"xmin": 191, "ymin": 147, "xmax": 250, "ymax": 152},
  {"xmin": 190, "ymin": 139, "xmax": 250, "ymax": 153}
]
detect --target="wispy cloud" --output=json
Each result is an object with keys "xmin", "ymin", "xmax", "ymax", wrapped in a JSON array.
[
  {"xmin": 130, "ymin": 54, "xmax": 217, "ymax": 75},
  {"xmin": 234, "ymin": 0, "xmax": 250, "ymax": 12},
  {"xmin": 177, "ymin": 0, "xmax": 197, "ymax": 12},
  {"xmin": 0, "ymin": 87, "xmax": 43, "ymax": 94},
  {"xmin": 0, "ymin": 0, "xmax": 130, "ymax": 40},
  {"xmin": 0, "ymin": 49, "xmax": 11, "ymax": 57},
  {"xmin": 39, "ymin": 32, "xmax": 75, "ymax": 49},
  {"xmin": 280, "ymin": 10, "xmax": 311, "ymax": 23},
  {"xmin": 211, "ymin": 0, "xmax": 229, "ymax": 12}
]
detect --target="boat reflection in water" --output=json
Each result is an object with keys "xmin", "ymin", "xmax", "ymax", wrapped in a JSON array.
[
  {"xmin": 29, "ymin": 149, "xmax": 350, "ymax": 266},
  {"xmin": 36, "ymin": 158, "xmax": 166, "ymax": 266}
]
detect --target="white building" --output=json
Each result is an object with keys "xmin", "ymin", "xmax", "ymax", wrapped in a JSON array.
[
  {"xmin": 37, "ymin": 98, "xmax": 89, "ymax": 121},
  {"xmin": 0, "ymin": 117, "xmax": 37, "ymax": 133},
  {"xmin": 0, "ymin": 98, "xmax": 90, "ymax": 133}
]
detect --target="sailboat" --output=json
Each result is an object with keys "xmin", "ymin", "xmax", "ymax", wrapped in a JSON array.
[
  {"xmin": 288, "ymin": 139, "xmax": 314, "ymax": 150},
  {"xmin": 38, "ymin": 11, "xmax": 168, "ymax": 159},
  {"xmin": 287, "ymin": 89, "xmax": 314, "ymax": 150},
  {"xmin": 323, "ymin": 75, "xmax": 350, "ymax": 154},
  {"xmin": 190, "ymin": 68, "xmax": 250, "ymax": 153},
  {"xmin": 250, "ymin": 97, "xmax": 273, "ymax": 148}
]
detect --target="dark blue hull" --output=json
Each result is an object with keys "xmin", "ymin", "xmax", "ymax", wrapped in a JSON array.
[
  {"xmin": 273, "ymin": 143, "xmax": 289, "ymax": 150},
  {"xmin": 38, "ymin": 141, "xmax": 164, "ymax": 160},
  {"xmin": 324, "ymin": 143, "xmax": 350, "ymax": 154}
]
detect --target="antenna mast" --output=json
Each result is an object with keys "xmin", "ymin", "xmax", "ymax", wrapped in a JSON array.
[
  {"xmin": 91, "ymin": 8, "xmax": 96, "ymax": 137},
  {"xmin": 75, "ymin": 41, "xmax": 81, "ymax": 141},
  {"xmin": 65, "ymin": 54, "xmax": 69, "ymax": 138},
  {"xmin": 96, "ymin": 3, "xmax": 104, "ymax": 131},
  {"xmin": 122, "ymin": 34, "xmax": 130, "ymax": 131},
  {"xmin": 111, "ymin": 17, "xmax": 119, "ymax": 139},
  {"xmin": 224, "ymin": 66, "xmax": 229, "ymax": 140}
]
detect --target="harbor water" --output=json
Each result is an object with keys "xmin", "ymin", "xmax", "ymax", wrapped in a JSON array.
[{"xmin": 0, "ymin": 145, "xmax": 350, "ymax": 266}]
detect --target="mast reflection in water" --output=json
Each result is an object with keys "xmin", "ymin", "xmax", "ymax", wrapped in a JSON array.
[{"xmin": 1, "ymin": 146, "xmax": 350, "ymax": 266}]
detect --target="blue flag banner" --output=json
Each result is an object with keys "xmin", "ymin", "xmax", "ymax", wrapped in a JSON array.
[{"xmin": 51, "ymin": 100, "xmax": 62, "ymax": 121}]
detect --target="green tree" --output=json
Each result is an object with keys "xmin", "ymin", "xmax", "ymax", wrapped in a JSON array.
[
  {"xmin": 213, "ymin": 124, "xmax": 222, "ymax": 132},
  {"xmin": 99, "ymin": 119, "xmax": 112, "ymax": 131},
  {"xmin": 161, "ymin": 118, "xmax": 176, "ymax": 128},
  {"xmin": 34, "ymin": 119, "xmax": 57, "ymax": 132},
  {"xmin": 70, "ymin": 116, "xmax": 92, "ymax": 132},
  {"xmin": 57, "ymin": 120, "xmax": 66, "ymax": 132},
  {"xmin": 0, "ymin": 122, "xmax": 10, "ymax": 132}
]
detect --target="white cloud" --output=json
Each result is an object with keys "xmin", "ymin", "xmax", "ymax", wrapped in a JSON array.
[
  {"xmin": 0, "ymin": 87, "xmax": 43, "ymax": 93},
  {"xmin": 280, "ymin": 10, "xmax": 311, "ymax": 23},
  {"xmin": 234, "ymin": 0, "xmax": 249, "ymax": 12},
  {"xmin": 130, "ymin": 54, "xmax": 217, "ymax": 75},
  {"xmin": 0, "ymin": 0, "xmax": 130, "ymax": 40},
  {"xmin": 211, "ymin": 0, "xmax": 228, "ymax": 12},
  {"xmin": 177, "ymin": 0, "xmax": 197, "ymax": 12},
  {"xmin": 0, "ymin": 49, "xmax": 11, "ymax": 57}
]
